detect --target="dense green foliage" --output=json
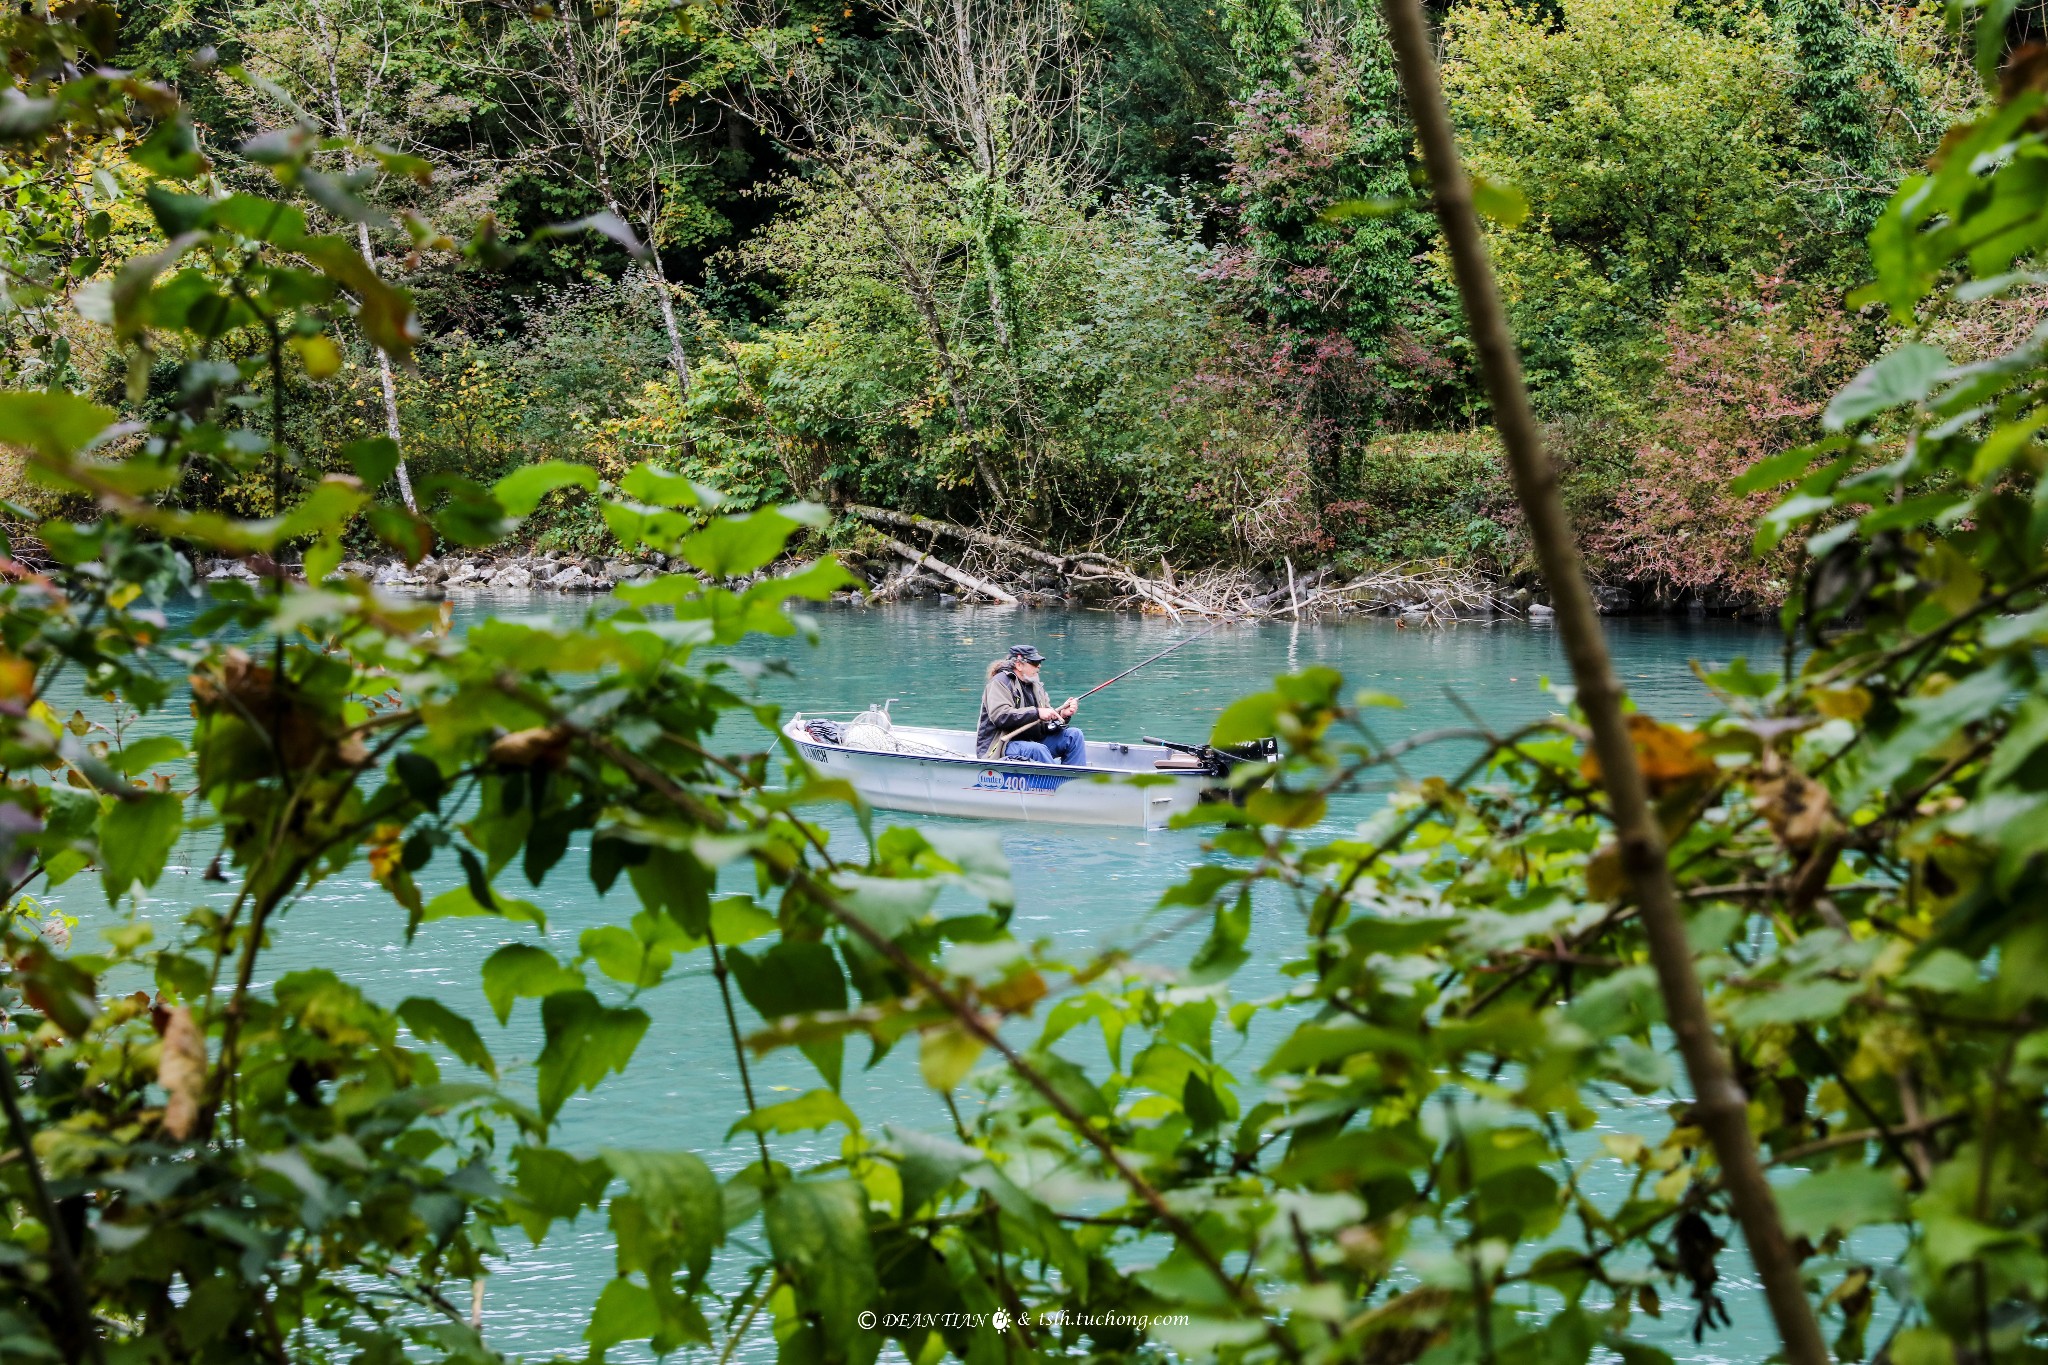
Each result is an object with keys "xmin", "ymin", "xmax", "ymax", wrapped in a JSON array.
[
  {"xmin": 0, "ymin": 0, "xmax": 1986, "ymax": 599},
  {"xmin": 7, "ymin": 1, "xmax": 2048, "ymax": 1364}
]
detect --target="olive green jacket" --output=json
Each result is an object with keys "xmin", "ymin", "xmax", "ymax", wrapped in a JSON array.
[{"xmin": 977, "ymin": 665, "xmax": 1052, "ymax": 758}]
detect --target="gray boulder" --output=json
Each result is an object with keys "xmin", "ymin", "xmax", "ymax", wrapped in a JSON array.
[
  {"xmin": 550, "ymin": 566, "xmax": 595, "ymax": 591},
  {"xmin": 487, "ymin": 563, "xmax": 532, "ymax": 591}
]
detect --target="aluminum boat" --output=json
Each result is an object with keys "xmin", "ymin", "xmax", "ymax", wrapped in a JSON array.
[{"xmin": 783, "ymin": 714, "xmax": 1273, "ymax": 829}]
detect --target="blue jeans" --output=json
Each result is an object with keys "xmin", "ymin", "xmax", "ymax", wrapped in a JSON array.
[{"xmin": 1006, "ymin": 727, "xmax": 1086, "ymax": 766}]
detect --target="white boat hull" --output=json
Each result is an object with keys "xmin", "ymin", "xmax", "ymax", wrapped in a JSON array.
[{"xmin": 783, "ymin": 719, "xmax": 1230, "ymax": 829}]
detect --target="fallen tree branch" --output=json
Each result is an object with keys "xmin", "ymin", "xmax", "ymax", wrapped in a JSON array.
[
  {"xmin": 847, "ymin": 504, "xmax": 1072, "ymax": 573},
  {"xmin": 872, "ymin": 532, "xmax": 1018, "ymax": 604}
]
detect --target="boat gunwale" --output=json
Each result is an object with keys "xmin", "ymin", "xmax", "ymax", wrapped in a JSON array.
[{"xmin": 780, "ymin": 719, "xmax": 1212, "ymax": 784}]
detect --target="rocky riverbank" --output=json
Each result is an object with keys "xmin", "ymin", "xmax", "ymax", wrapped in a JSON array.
[
  {"xmin": 199, "ymin": 548, "xmax": 664, "ymax": 595},
  {"xmin": 196, "ymin": 544, "xmax": 1562, "ymax": 625}
]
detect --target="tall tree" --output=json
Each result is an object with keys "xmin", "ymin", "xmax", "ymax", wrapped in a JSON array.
[
  {"xmin": 1218, "ymin": 10, "xmax": 1431, "ymax": 522},
  {"xmin": 1788, "ymin": 0, "xmax": 1883, "ymax": 230},
  {"xmin": 721, "ymin": 0, "xmax": 1101, "ymax": 516},
  {"xmin": 470, "ymin": 0, "xmax": 702, "ymax": 398},
  {"xmin": 234, "ymin": 0, "xmax": 440, "ymax": 509}
]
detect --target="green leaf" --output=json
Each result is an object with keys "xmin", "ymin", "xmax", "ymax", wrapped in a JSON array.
[
  {"xmin": 1189, "ymin": 893, "xmax": 1250, "ymax": 983},
  {"xmin": 276, "ymin": 478, "xmax": 369, "ymax": 543},
  {"xmin": 1775, "ymin": 1165, "xmax": 1905, "ymax": 1239},
  {"xmin": 512, "ymin": 1146, "xmax": 611, "ymax": 1242},
  {"xmin": 1211, "ymin": 691, "xmax": 1282, "ymax": 747},
  {"xmin": 343, "ymin": 436, "xmax": 400, "ymax": 487},
  {"xmin": 886, "ymin": 1125, "xmax": 984, "ymax": 1215},
  {"xmin": 1824, "ymin": 344, "xmax": 1948, "ymax": 430},
  {"xmin": 727, "ymin": 940, "xmax": 847, "ymax": 1089},
  {"xmin": 627, "ymin": 846, "xmax": 712, "ymax": 937},
  {"xmin": 99, "ymin": 792, "xmax": 183, "ymax": 900},
  {"xmin": 144, "ymin": 183, "xmax": 212, "ymax": 236},
  {"xmin": 585, "ymin": 1277, "xmax": 663, "ymax": 1357},
  {"xmin": 396, "ymin": 997, "xmax": 497, "ymax": 1078},
  {"xmin": 676, "ymin": 507, "xmax": 802, "ymax": 578},
  {"xmin": 1261, "ymin": 1020, "xmax": 1420, "ymax": 1076},
  {"xmin": 1724, "ymin": 979, "xmax": 1858, "ymax": 1030},
  {"xmin": 580, "ymin": 913, "xmax": 696, "ymax": 989},
  {"xmin": 298, "ymin": 235, "xmax": 419, "ymax": 361},
  {"xmin": 619, "ymin": 462, "xmax": 703, "ymax": 508},
  {"xmin": 1898, "ymin": 948, "xmax": 1980, "ymax": 994},
  {"xmin": 602, "ymin": 1148, "xmax": 723, "ymax": 1282},
  {"xmin": 536, "ymin": 991, "xmax": 650, "ymax": 1124},
  {"xmin": 493, "ymin": 460, "xmax": 599, "ymax": 517},
  {"xmin": 422, "ymin": 884, "xmax": 546, "ymax": 932},
  {"xmin": 131, "ymin": 113, "xmax": 207, "ymax": 178},
  {"xmin": 110, "ymin": 736, "xmax": 185, "ymax": 776},
  {"xmin": 763, "ymin": 1180, "xmax": 878, "ymax": 1360},
  {"xmin": 709, "ymin": 896, "xmax": 777, "ymax": 946},
  {"xmin": 0, "ymin": 392, "xmax": 114, "ymax": 461},
  {"xmin": 210, "ymin": 193, "xmax": 307, "ymax": 246},
  {"xmin": 726, "ymin": 1088, "xmax": 860, "ymax": 1139},
  {"xmin": 480, "ymin": 943, "xmax": 584, "ymax": 1025},
  {"xmin": 831, "ymin": 874, "xmax": 940, "ymax": 940},
  {"xmin": 1469, "ymin": 173, "xmax": 1529, "ymax": 229}
]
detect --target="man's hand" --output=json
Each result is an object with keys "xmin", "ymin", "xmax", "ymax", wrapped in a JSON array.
[
  {"xmin": 1059, "ymin": 698, "xmax": 1079, "ymax": 720},
  {"xmin": 1038, "ymin": 706, "xmax": 1059, "ymax": 722}
]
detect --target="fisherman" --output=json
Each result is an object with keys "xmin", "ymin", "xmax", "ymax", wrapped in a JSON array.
[{"xmin": 978, "ymin": 645, "xmax": 1085, "ymax": 764}]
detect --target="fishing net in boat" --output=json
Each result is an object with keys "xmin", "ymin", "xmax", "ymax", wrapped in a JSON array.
[{"xmin": 841, "ymin": 706, "xmax": 955, "ymax": 759}]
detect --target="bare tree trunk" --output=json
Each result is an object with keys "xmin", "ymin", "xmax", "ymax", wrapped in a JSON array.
[
  {"xmin": 313, "ymin": 0, "xmax": 416, "ymax": 512},
  {"xmin": 359, "ymin": 220, "xmax": 417, "ymax": 512},
  {"xmin": 644, "ymin": 244, "xmax": 693, "ymax": 398},
  {"xmin": 557, "ymin": 0, "xmax": 692, "ymax": 399},
  {"xmin": 1380, "ymin": 3, "xmax": 1830, "ymax": 1365},
  {"xmin": 873, "ymin": 531, "xmax": 1018, "ymax": 603}
]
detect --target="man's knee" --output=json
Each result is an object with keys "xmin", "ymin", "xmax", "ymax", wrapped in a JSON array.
[
  {"xmin": 1052, "ymin": 728, "xmax": 1086, "ymax": 763},
  {"xmin": 1005, "ymin": 741, "xmax": 1053, "ymax": 763}
]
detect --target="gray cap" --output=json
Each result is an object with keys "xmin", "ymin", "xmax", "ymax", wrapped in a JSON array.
[{"xmin": 1008, "ymin": 644, "xmax": 1046, "ymax": 664}]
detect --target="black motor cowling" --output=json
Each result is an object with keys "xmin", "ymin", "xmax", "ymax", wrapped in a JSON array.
[{"xmin": 1143, "ymin": 735, "xmax": 1280, "ymax": 778}]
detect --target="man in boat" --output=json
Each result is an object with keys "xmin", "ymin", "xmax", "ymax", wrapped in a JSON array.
[{"xmin": 978, "ymin": 645, "xmax": 1085, "ymax": 764}]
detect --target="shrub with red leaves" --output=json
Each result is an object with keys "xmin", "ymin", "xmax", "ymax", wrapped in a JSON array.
[{"xmin": 1593, "ymin": 276, "xmax": 1863, "ymax": 608}]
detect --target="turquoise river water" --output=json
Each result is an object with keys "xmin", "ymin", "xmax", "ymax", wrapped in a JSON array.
[{"xmin": 51, "ymin": 598, "xmax": 1788, "ymax": 1361}]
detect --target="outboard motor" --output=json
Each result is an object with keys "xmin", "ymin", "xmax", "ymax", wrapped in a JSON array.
[{"xmin": 1143, "ymin": 735, "xmax": 1280, "ymax": 779}]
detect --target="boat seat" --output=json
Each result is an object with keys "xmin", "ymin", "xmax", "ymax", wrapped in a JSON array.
[{"xmin": 1154, "ymin": 757, "xmax": 1204, "ymax": 770}]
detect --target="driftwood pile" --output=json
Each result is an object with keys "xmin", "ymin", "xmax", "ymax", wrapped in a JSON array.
[{"xmin": 844, "ymin": 505, "xmax": 1526, "ymax": 624}]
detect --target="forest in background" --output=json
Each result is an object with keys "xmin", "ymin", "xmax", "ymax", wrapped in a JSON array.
[{"xmin": 0, "ymin": 0, "xmax": 2021, "ymax": 605}]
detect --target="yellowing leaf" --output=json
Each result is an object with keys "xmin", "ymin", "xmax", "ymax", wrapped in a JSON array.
[
  {"xmin": 290, "ymin": 333, "xmax": 343, "ymax": 379},
  {"xmin": 919, "ymin": 1023, "xmax": 984, "ymax": 1092},
  {"xmin": 1812, "ymin": 686, "xmax": 1872, "ymax": 721},
  {"xmin": 1582, "ymin": 715, "xmax": 1714, "ymax": 794},
  {"xmin": 0, "ymin": 653, "xmax": 32, "ymax": 702}
]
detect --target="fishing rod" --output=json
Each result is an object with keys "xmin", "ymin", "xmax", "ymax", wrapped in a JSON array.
[
  {"xmin": 997, "ymin": 620, "xmax": 1225, "ymax": 749},
  {"xmin": 1072, "ymin": 619, "xmax": 1225, "ymax": 704}
]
